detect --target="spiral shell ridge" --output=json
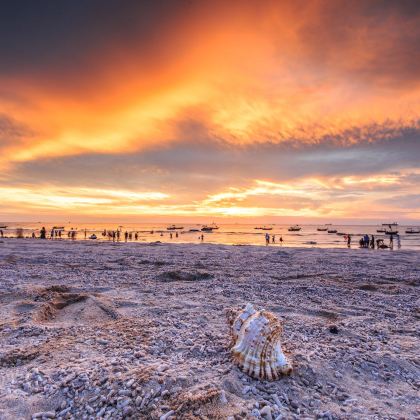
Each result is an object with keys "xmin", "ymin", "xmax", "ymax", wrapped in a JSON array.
[{"xmin": 229, "ymin": 304, "xmax": 292, "ymax": 381}]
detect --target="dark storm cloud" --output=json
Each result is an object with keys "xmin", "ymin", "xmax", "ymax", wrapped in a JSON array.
[
  {"xmin": 291, "ymin": 0, "xmax": 420, "ymax": 88},
  {"xmin": 0, "ymin": 0, "xmax": 189, "ymax": 76}
]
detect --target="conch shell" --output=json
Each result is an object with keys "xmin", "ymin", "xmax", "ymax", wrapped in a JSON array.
[{"xmin": 228, "ymin": 303, "xmax": 292, "ymax": 381}]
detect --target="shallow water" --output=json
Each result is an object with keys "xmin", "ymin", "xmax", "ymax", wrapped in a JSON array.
[{"xmin": 1, "ymin": 222, "xmax": 419, "ymax": 250}]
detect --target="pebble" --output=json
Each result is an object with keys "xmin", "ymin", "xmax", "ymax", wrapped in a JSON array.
[
  {"xmin": 160, "ymin": 409, "xmax": 175, "ymax": 420},
  {"xmin": 260, "ymin": 405, "xmax": 273, "ymax": 420}
]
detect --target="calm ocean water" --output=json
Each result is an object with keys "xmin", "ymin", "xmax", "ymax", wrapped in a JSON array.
[{"xmin": 1, "ymin": 222, "xmax": 419, "ymax": 250}]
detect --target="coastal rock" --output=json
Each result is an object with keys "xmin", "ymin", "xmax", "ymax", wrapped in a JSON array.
[{"xmin": 228, "ymin": 303, "xmax": 292, "ymax": 381}]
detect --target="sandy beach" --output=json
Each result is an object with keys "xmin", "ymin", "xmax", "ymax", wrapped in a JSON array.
[{"xmin": 0, "ymin": 239, "xmax": 419, "ymax": 420}]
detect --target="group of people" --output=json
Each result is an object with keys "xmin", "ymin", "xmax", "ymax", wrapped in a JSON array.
[
  {"xmin": 265, "ymin": 233, "xmax": 283, "ymax": 245},
  {"xmin": 357, "ymin": 233, "xmax": 401, "ymax": 249}
]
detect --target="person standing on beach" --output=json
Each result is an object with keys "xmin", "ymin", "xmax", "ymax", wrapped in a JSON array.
[
  {"xmin": 347, "ymin": 234, "xmax": 351, "ymax": 248},
  {"xmin": 135, "ymin": 232, "xmax": 138, "ymax": 240},
  {"xmin": 279, "ymin": 235, "xmax": 283, "ymax": 245},
  {"xmin": 396, "ymin": 234, "xmax": 401, "ymax": 249},
  {"xmin": 0, "ymin": 230, "xmax": 3, "ymax": 238},
  {"xmin": 124, "ymin": 231, "xmax": 128, "ymax": 242},
  {"xmin": 370, "ymin": 235, "xmax": 375, "ymax": 249},
  {"xmin": 389, "ymin": 234, "xmax": 394, "ymax": 249},
  {"xmin": 272, "ymin": 235, "xmax": 275, "ymax": 243},
  {"xmin": 265, "ymin": 233, "xmax": 270, "ymax": 245},
  {"xmin": 40, "ymin": 227, "xmax": 46, "ymax": 239}
]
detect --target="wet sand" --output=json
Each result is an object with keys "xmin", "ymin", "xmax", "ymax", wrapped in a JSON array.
[{"xmin": 0, "ymin": 239, "xmax": 419, "ymax": 419}]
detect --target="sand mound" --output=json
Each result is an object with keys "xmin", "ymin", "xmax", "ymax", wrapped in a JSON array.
[{"xmin": 33, "ymin": 291, "xmax": 119, "ymax": 325}]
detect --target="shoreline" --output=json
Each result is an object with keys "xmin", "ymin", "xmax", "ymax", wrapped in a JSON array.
[
  {"xmin": 1, "ymin": 236, "xmax": 417, "ymax": 253},
  {"xmin": 0, "ymin": 240, "xmax": 419, "ymax": 419}
]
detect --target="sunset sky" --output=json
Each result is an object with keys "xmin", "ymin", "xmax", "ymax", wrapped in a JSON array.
[{"xmin": 0, "ymin": 0, "xmax": 419, "ymax": 223}]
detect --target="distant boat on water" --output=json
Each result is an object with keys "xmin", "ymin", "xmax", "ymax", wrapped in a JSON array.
[
  {"xmin": 328, "ymin": 229, "xmax": 338, "ymax": 233},
  {"xmin": 317, "ymin": 226, "xmax": 328, "ymax": 231},
  {"xmin": 288, "ymin": 225, "xmax": 301, "ymax": 231},
  {"xmin": 52, "ymin": 226, "xmax": 65, "ymax": 230},
  {"xmin": 405, "ymin": 227, "xmax": 420, "ymax": 234},
  {"xmin": 0, "ymin": 225, "xmax": 7, "ymax": 229},
  {"xmin": 167, "ymin": 224, "xmax": 184, "ymax": 230},
  {"xmin": 201, "ymin": 225, "xmax": 214, "ymax": 232},
  {"xmin": 376, "ymin": 228, "xmax": 386, "ymax": 233}
]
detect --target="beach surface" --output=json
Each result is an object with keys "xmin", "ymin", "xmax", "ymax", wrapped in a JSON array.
[{"xmin": 0, "ymin": 239, "xmax": 419, "ymax": 419}]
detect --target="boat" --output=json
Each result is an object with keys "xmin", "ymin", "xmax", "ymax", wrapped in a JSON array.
[
  {"xmin": 405, "ymin": 227, "xmax": 420, "ymax": 234},
  {"xmin": 327, "ymin": 229, "xmax": 337, "ymax": 233},
  {"xmin": 382, "ymin": 222, "xmax": 398, "ymax": 226},
  {"xmin": 201, "ymin": 226, "xmax": 213, "ymax": 232},
  {"xmin": 52, "ymin": 226, "xmax": 65, "ymax": 230},
  {"xmin": 261, "ymin": 226, "xmax": 273, "ymax": 230},
  {"xmin": 376, "ymin": 228, "xmax": 386, "ymax": 233},
  {"xmin": 189, "ymin": 229, "xmax": 200, "ymax": 232},
  {"xmin": 166, "ymin": 224, "xmax": 184, "ymax": 230},
  {"xmin": 317, "ymin": 227, "xmax": 328, "ymax": 231},
  {"xmin": 385, "ymin": 230, "xmax": 398, "ymax": 235},
  {"xmin": 288, "ymin": 225, "xmax": 301, "ymax": 232},
  {"xmin": 336, "ymin": 232, "xmax": 346, "ymax": 236},
  {"xmin": 0, "ymin": 225, "xmax": 7, "ymax": 229}
]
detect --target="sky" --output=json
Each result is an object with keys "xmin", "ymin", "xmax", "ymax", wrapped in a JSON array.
[{"xmin": 0, "ymin": 0, "xmax": 419, "ymax": 223}]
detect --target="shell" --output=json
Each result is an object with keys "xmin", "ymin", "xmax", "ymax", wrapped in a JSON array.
[{"xmin": 228, "ymin": 303, "xmax": 292, "ymax": 381}]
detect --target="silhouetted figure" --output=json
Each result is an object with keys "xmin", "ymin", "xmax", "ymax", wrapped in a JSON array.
[
  {"xmin": 135, "ymin": 232, "xmax": 138, "ymax": 240},
  {"xmin": 347, "ymin": 234, "xmax": 351, "ymax": 248},
  {"xmin": 397, "ymin": 234, "xmax": 401, "ymax": 249},
  {"xmin": 40, "ymin": 227, "xmax": 46, "ymax": 239},
  {"xmin": 389, "ymin": 234, "xmax": 394, "ymax": 250},
  {"xmin": 32, "ymin": 232, "xmax": 36, "ymax": 239},
  {"xmin": 0, "ymin": 230, "xmax": 3, "ymax": 238},
  {"xmin": 265, "ymin": 233, "xmax": 270, "ymax": 245},
  {"xmin": 124, "ymin": 231, "xmax": 128, "ymax": 242},
  {"xmin": 272, "ymin": 235, "xmax": 275, "ymax": 243},
  {"xmin": 370, "ymin": 235, "xmax": 375, "ymax": 249}
]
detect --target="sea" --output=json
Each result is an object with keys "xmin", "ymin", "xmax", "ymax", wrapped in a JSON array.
[{"xmin": 1, "ymin": 222, "xmax": 420, "ymax": 250}]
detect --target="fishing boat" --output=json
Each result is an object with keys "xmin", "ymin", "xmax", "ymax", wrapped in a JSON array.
[
  {"xmin": 405, "ymin": 227, "xmax": 420, "ymax": 234},
  {"xmin": 327, "ymin": 229, "xmax": 338, "ymax": 233},
  {"xmin": 0, "ymin": 225, "xmax": 7, "ymax": 229},
  {"xmin": 288, "ymin": 225, "xmax": 301, "ymax": 232},
  {"xmin": 52, "ymin": 226, "xmax": 65, "ymax": 230},
  {"xmin": 201, "ymin": 225, "xmax": 213, "ymax": 232},
  {"xmin": 166, "ymin": 224, "xmax": 184, "ymax": 230},
  {"xmin": 317, "ymin": 226, "xmax": 328, "ymax": 231},
  {"xmin": 385, "ymin": 230, "xmax": 398, "ymax": 235},
  {"xmin": 376, "ymin": 228, "xmax": 386, "ymax": 233},
  {"xmin": 382, "ymin": 222, "xmax": 398, "ymax": 226},
  {"xmin": 261, "ymin": 226, "xmax": 273, "ymax": 230},
  {"xmin": 189, "ymin": 229, "xmax": 200, "ymax": 232}
]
